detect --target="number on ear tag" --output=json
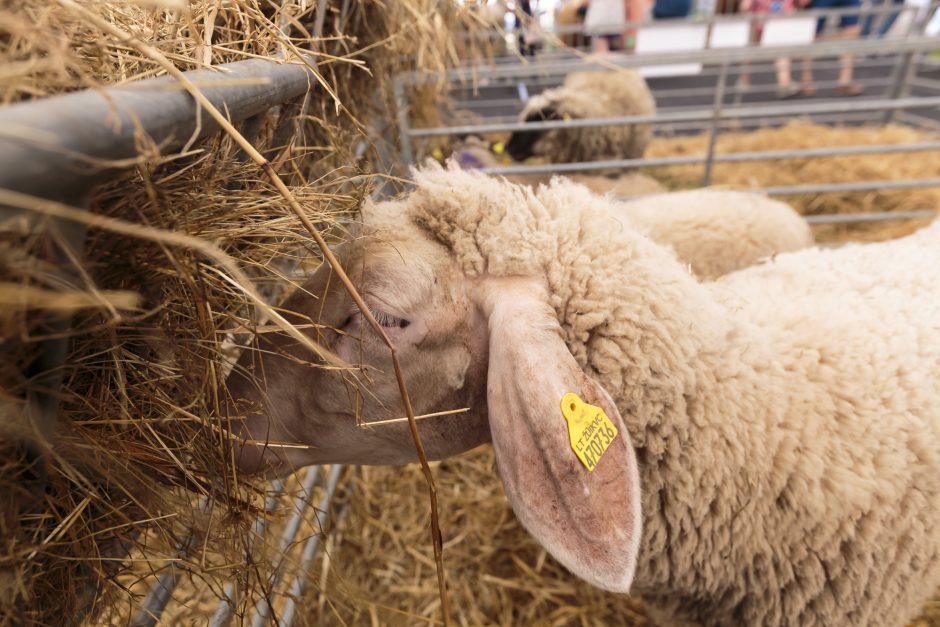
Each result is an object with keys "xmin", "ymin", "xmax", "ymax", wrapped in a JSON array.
[{"xmin": 560, "ymin": 392, "xmax": 619, "ymax": 472}]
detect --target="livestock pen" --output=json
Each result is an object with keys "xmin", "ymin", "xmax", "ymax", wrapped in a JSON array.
[{"xmin": 2, "ymin": 1, "xmax": 940, "ymax": 626}]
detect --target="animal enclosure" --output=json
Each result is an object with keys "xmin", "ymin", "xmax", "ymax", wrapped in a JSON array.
[{"xmin": 3, "ymin": 1, "xmax": 940, "ymax": 625}]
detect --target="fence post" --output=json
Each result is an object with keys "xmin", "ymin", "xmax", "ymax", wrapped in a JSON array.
[
  {"xmin": 393, "ymin": 74, "xmax": 415, "ymax": 172},
  {"xmin": 884, "ymin": 0, "xmax": 937, "ymax": 124},
  {"xmin": 702, "ymin": 60, "xmax": 731, "ymax": 187}
]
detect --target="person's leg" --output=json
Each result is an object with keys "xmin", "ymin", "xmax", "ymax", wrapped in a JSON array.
[
  {"xmin": 836, "ymin": 18, "xmax": 863, "ymax": 93},
  {"xmin": 877, "ymin": 0, "xmax": 905, "ymax": 37},
  {"xmin": 861, "ymin": 0, "xmax": 881, "ymax": 37},
  {"xmin": 802, "ymin": 1, "xmax": 827, "ymax": 95},
  {"xmin": 830, "ymin": 0, "xmax": 864, "ymax": 94},
  {"xmin": 592, "ymin": 34, "xmax": 612, "ymax": 53},
  {"xmin": 776, "ymin": 57, "xmax": 800, "ymax": 98},
  {"xmin": 800, "ymin": 57, "xmax": 815, "ymax": 94},
  {"xmin": 776, "ymin": 57, "xmax": 793, "ymax": 86}
]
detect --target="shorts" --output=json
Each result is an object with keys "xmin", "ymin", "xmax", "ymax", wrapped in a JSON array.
[
  {"xmin": 653, "ymin": 0, "xmax": 694, "ymax": 19},
  {"xmin": 811, "ymin": 0, "xmax": 861, "ymax": 33}
]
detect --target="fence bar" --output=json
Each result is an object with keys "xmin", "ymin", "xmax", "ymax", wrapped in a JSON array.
[
  {"xmin": 393, "ymin": 74, "xmax": 415, "ymax": 169},
  {"xmin": 0, "ymin": 54, "xmax": 317, "ymax": 204},
  {"xmin": 480, "ymin": 140, "xmax": 940, "ymax": 176},
  {"xmin": 613, "ymin": 179, "xmax": 940, "ymax": 202},
  {"xmin": 803, "ymin": 209, "xmax": 937, "ymax": 224},
  {"xmin": 897, "ymin": 111, "xmax": 940, "ymax": 133},
  {"xmin": 409, "ymin": 94, "xmax": 940, "ymax": 138},
  {"xmin": 209, "ymin": 479, "xmax": 286, "ymax": 627},
  {"xmin": 760, "ymin": 177, "xmax": 940, "ymax": 195},
  {"xmin": 250, "ymin": 466, "xmax": 321, "ymax": 627},
  {"xmin": 415, "ymin": 36, "xmax": 938, "ymax": 84},
  {"xmin": 702, "ymin": 61, "xmax": 730, "ymax": 187},
  {"xmin": 907, "ymin": 76, "xmax": 940, "ymax": 92},
  {"xmin": 463, "ymin": 55, "xmax": 898, "ymax": 91},
  {"xmin": 279, "ymin": 465, "xmax": 345, "ymax": 626},
  {"xmin": 132, "ymin": 497, "xmax": 213, "ymax": 627}
]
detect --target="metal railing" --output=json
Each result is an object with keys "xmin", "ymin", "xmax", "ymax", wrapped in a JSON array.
[{"xmin": 393, "ymin": 5, "xmax": 940, "ymax": 225}]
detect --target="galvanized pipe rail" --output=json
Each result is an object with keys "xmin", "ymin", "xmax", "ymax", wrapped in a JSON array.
[
  {"xmin": 0, "ymin": 56, "xmax": 318, "ymax": 203},
  {"xmin": 408, "ymin": 93, "xmax": 940, "ymax": 139},
  {"xmin": 413, "ymin": 35, "xmax": 938, "ymax": 84},
  {"xmin": 394, "ymin": 20, "xmax": 940, "ymax": 228}
]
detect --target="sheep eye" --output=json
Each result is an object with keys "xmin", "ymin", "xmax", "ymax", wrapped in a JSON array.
[{"xmin": 366, "ymin": 305, "xmax": 409, "ymax": 330}]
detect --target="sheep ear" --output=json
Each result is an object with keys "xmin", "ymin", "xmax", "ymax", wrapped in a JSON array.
[{"xmin": 478, "ymin": 281, "xmax": 642, "ymax": 593}]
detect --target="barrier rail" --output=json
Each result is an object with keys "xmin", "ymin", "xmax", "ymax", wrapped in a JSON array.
[{"xmin": 394, "ymin": 7, "xmax": 940, "ymax": 226}]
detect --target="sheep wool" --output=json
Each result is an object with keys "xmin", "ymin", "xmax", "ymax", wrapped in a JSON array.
[
  {"xmin": 619, "ymin": 189, "xmax": 814, "ymax": 280},
  {"xmin": 447, "ymin": 146, "xmax": 813, "ymax": 280},
  {"xmin": 505, "ymin": 70, "xmax": 656, "ymax": 163},
  {"xmin": 407, "ymin": 164, "xmax": 940, "ymax": 627}
]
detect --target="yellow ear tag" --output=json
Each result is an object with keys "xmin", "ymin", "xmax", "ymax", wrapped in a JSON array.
[
  {"xmin": 431, "ymin": 147, "xmax": 444, "ymax": 161},
  {"xmin": 560, "ymin": 392, "xmax": 618, "ymax": 472},
  {"xmin": 491, "ymin": 141, "xmax": 505, "ymax": 155},
  {"xmin": 562, "ymin": 113, "xmax": 572, "ymax": 122}
]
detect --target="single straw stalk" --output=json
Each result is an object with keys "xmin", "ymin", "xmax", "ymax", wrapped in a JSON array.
[{"xmin": 56, "ymin": 1, "xmax": 452, "ymax": 623}]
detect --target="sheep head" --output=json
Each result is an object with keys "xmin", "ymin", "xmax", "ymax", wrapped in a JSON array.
[{"xmin": 223, "ymin": 164, "xmax": 643, "ymax": 593}]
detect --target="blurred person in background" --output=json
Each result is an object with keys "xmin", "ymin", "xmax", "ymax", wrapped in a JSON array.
[
  {"xmin": 652, "ymin": 0, "xmax": 693, "ymax": 18},
  {"xmin": 862, "ymin": 0, "xmax": 905, "ymax": 38},
  {"xmin": 515, "ymin": 0, "xmax": 543, "ymax": 56},
  {"xmin": 801, "ymin": 0, "xmax": 865, "ymax": 95},
  {"xmin": 584, "ymin": 0, "xmax": 629, "ymax": 51},
  {"xmin": 741, "ymin": 0, "xmax": 809, "ymax": 98}
]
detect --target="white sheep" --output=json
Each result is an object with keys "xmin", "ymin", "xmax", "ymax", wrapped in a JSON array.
[
  {"xmin": 225, "ymin": 165, "xmax": 940, "ymax": 626},
  {"xmin": 451, "ymin": 141, "xmax": 813, "ymax": 279},
  {"xmin": 617, "ymin": 189, "xmax": 814, "ymax": 279},
  {"xmin": 504, "ymin": 70, "xmax": 656, "ymax": 163}
]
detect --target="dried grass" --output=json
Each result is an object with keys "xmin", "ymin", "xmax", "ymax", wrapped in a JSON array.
[
  {"xmin": 646, "ymin": 120, "xmax": 940, "ymax": 243},
  {"xmin": 0, "ymin": 0, "xmax": 474, "ymax": 624}
]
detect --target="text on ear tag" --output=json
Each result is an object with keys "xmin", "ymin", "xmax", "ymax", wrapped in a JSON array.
[{"xmin": 560, "ymin": 392, "xmax": 619, "ymax": 472}]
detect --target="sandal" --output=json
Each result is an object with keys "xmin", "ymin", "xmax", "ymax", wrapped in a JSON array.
[{"xmin": 835, "ymin": 83, "xmax": 865, "ymax": 97}]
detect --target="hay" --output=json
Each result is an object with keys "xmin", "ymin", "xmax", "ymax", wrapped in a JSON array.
[
  {"xmin": 301, "ymin": 449, "xmax": 654, "ymax": 626},
  {"xmin": 646, "ymin": 120, "xmax": 940, "ymax": 244},
  {"xmin": 0, "ymin": 0, "xmax": 475, "ymax": 624},
  {"xmin": 306, "ymin": 451, "xmax": 939, "ymax": 626}
]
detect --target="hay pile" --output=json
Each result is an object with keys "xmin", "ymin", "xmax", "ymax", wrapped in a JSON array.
[
  {"xmin": 305, "ymin": 448, "xmax": 940, "ymax": 626},
  {"xmin": 0, "ymin": 1, "xmax": 473, "ymax": 624},
  {"xmin": 646, "ymin": 120, "xmax": 940, "ymax": 243}
]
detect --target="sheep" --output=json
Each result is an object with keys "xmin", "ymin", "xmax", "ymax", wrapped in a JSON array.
[
  {"xmin": 617, "ymin": 189, "xmax": 814, "ymax": 279},
  {"xmin": 504, "ymin": 70, "xmax": 656, "ymax": 164},
  {"xmin": 451, "ymin": 139, "xmax": 814, "ymax": 279},
  {"xmin": 224, "ymin": 165, "xmax": 940, "ymax": 626}
]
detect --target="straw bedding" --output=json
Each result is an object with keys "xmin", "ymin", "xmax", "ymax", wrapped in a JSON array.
[
  {"xmin": 646, "ymin": 120, "xmax": 940, "ymax": 244},
  {"xmin": 0, "ymin": 0, "xmax": 470, "ymax": 624}
]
